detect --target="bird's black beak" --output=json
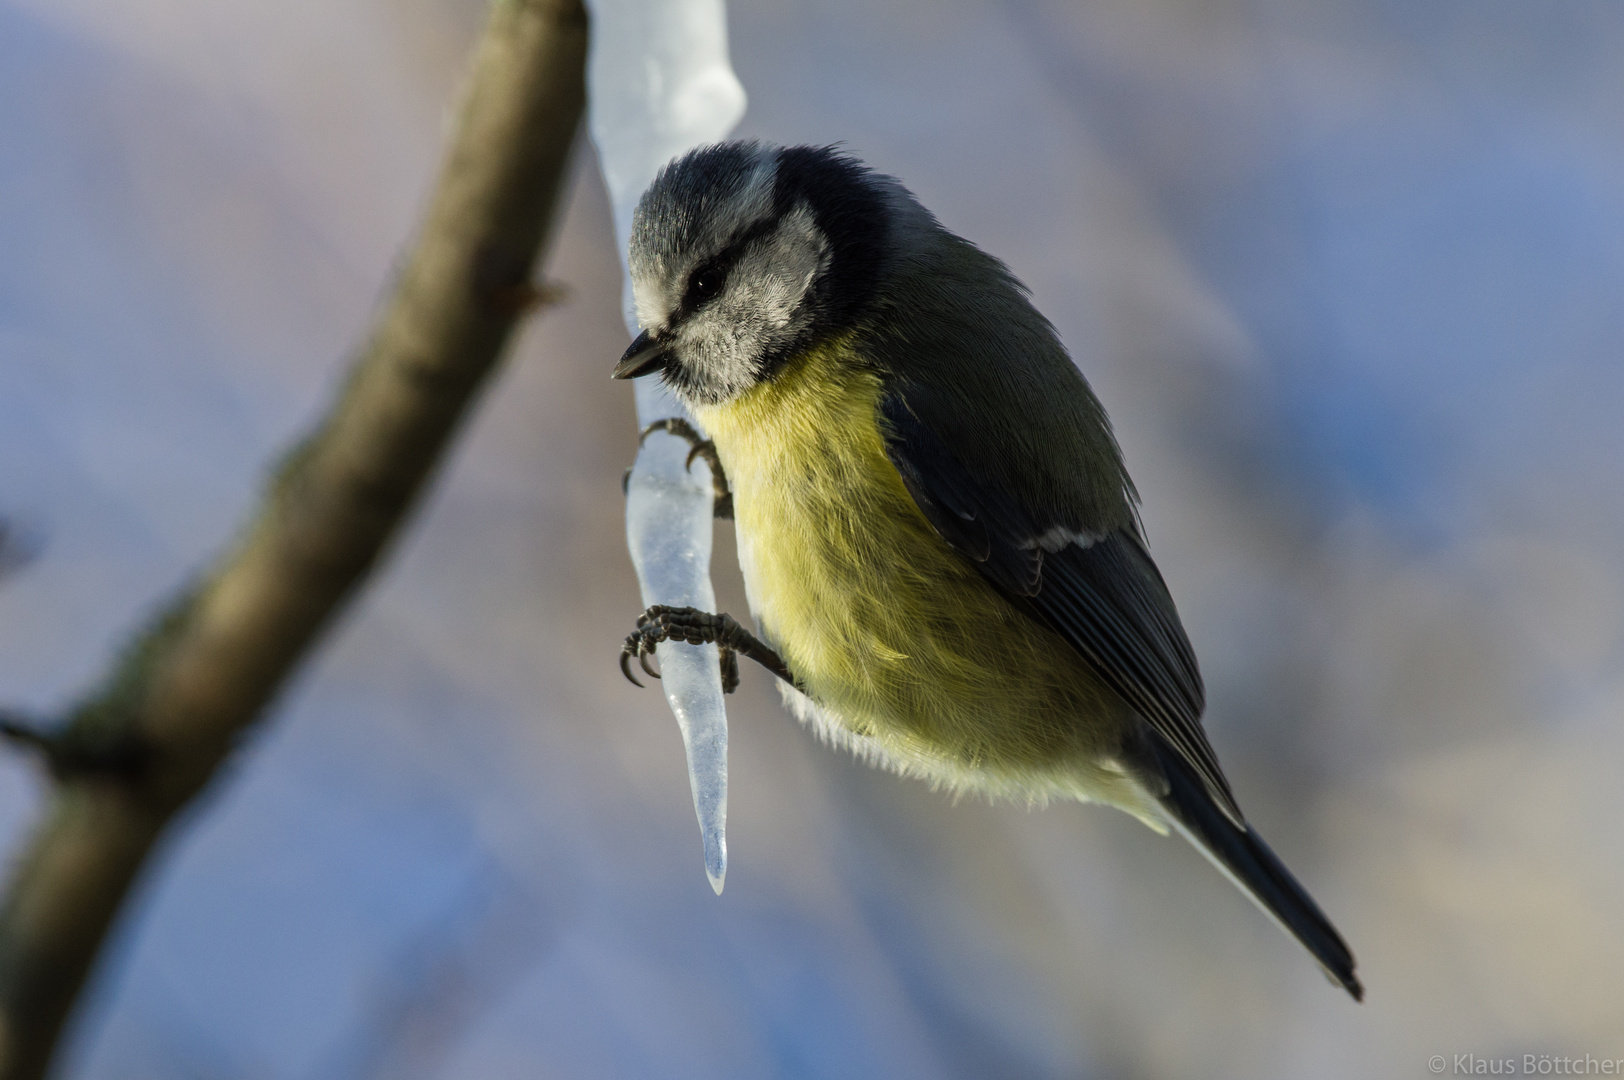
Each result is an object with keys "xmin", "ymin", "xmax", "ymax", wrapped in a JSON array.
[{"xmin": 612, "ymin": 330, "xmax": 670, "ymax": 380}]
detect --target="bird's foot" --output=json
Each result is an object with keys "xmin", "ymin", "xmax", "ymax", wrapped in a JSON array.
[
  {"xmin": 620, "ymin": 605, "xmax": 796, "ymax": 692},
  {"xmin": 636, "ymin": 419, "xmax": 733, "ymax": 519}
]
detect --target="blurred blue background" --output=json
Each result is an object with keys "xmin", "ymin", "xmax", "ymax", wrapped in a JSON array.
[{"xmin": 2, "ymin": 0, "xmax": 1622, "ymax": 1076}]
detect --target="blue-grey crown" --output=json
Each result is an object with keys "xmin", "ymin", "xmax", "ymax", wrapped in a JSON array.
[
  {"xmin": 630, "ymin": 141, "xmax": 777, "ymax": 272},
  {"xmin": 633, "ymin": 142, "xmax": 893, "ymax": 332}
]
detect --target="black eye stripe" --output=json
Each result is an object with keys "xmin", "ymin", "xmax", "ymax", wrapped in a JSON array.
[{"xmin": 679, "ymin": 215, "xmax": 785, "ymax": 315}]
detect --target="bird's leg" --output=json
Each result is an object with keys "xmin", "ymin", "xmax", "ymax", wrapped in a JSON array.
[
  {"xmin": 620, "ymin": 606, "xmax": 796, "ymax": 693},
  {"xmin": 636, "ymin": 419, "xmax": 733, "ymax": 519}
]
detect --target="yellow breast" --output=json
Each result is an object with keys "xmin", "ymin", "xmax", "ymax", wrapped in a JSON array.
[{"xmin": 691, "ymin": 340, "xmax": 1140, "ymax": 804}]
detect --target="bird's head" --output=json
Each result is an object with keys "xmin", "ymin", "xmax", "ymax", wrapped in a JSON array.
[{"xmin": 613, "ymin": 142, "xmax": 891, "ymax": 405}]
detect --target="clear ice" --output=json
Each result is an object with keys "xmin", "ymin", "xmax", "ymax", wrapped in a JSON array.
[{"xmin": 585, "ymin": 0, "xmax": 747, "ymax": 894}]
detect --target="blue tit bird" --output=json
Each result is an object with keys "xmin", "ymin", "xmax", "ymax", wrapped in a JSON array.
[{"xmin": 614, "ymin": 142, "xmax": 1361, "ymax": 1000}]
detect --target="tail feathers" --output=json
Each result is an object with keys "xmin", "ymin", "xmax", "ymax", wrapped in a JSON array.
[{"xmin": 1150, "ymin": 739, "xmax": 1363, "ymax": 1001}]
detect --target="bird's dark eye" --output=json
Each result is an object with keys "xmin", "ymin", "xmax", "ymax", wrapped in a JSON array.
[{"xmin": 688, "ymin": 267, "xmax": 725, "ymax": 305}]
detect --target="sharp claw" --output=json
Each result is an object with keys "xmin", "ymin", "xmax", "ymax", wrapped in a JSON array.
[
  {"xmin": 620, "ymin": 651, "xmax": 644, "ymax": 688},
  {"xmin": 637, "ymin": 420, "xmax": 667, "ymax": 447},
  {"xmin": 621, "ymin": 604, "xmax": 796, "ymax": 692},
  {"xmin": 635, "ymin": 422, "xmax": 730, "ymax": 515}
]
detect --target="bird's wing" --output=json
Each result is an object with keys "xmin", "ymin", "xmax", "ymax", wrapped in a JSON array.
[{"xmin": 879, "ymin": 388, "xmax": 1243, "ymax": 825}]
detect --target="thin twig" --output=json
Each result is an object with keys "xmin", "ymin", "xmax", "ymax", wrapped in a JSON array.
[{"xmin": 0, "ymin": 2, "xmax": 588, "ymax": 1074}]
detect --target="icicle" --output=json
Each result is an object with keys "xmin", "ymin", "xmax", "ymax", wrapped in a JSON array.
[
  {"xmin": 623, "ymin": 380, "xmax": 729, "ymax": 892},
  {"xmin": 585, "ymin": 0, "xmax": 746, "ymax": 893}
]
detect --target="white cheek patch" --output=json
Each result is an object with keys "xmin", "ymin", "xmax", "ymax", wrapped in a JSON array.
[
  {"xmin": 629, "ymin": 154, "xmax": 779, "ymax": 333},
  {"xmin": 674, "ymin": 310, "xmax": 757, "ymax": 399},
  {"xmin": 667, "ymin": 202, "xmax": 832, "ymax": 399},
  {"xmin": 728, "ymin": 203, "xmax": 827, "ymax": 332}
]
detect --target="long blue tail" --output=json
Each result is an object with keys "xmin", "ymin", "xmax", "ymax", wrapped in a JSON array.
[{"xmin": 1150, "ymin": 738, "xmax": 1363, "ymax": 1000}]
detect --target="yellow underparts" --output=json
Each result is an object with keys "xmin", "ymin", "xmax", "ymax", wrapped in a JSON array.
[{"xmin": 692, "ymin": 339, "xmax": 1163, "ymax": 822}]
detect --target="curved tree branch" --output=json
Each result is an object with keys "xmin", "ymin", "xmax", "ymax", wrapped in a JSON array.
[{"xmin": 0, "ymin": 1, "xmax": 588, "ymax": 1074}]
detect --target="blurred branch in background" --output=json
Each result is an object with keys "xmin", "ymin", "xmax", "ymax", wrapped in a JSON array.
[{"xmin": 0, "ymin": 0, "xmax": 588, "ymax": 1075}]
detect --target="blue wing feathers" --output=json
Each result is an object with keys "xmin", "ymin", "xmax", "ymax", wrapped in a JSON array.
[{"xmin": 879, "ymin": 386, "xmax": 1242, "ymax": 823}]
